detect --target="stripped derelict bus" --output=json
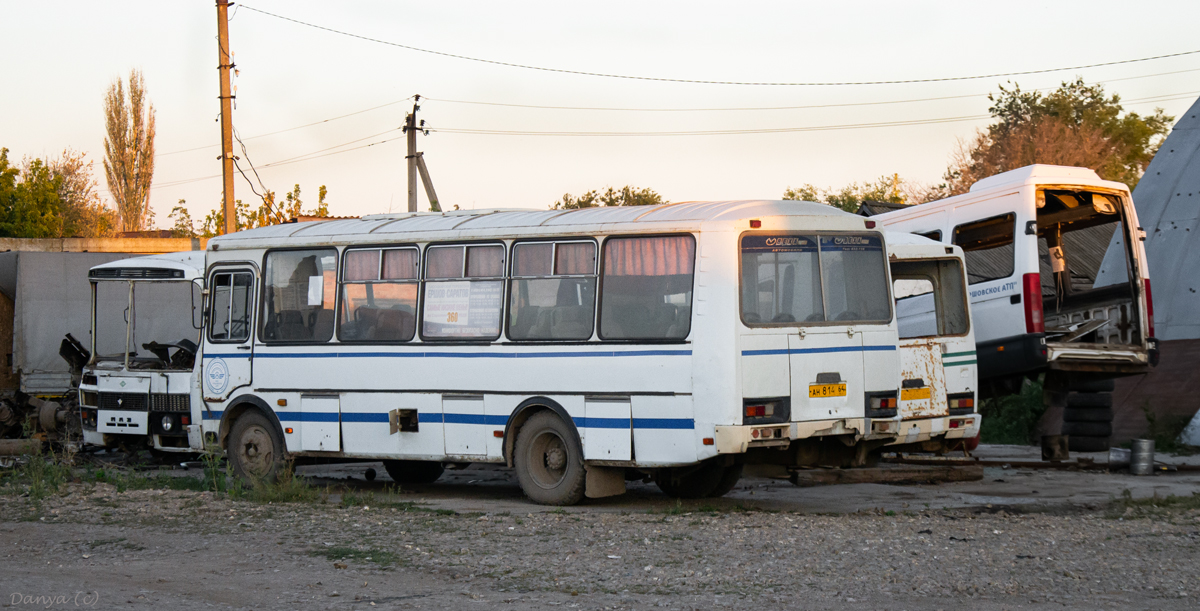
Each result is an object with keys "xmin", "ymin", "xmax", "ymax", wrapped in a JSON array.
[{"xmin": 197, "ymin": 201, "xmax": 904, "ymax": 505}]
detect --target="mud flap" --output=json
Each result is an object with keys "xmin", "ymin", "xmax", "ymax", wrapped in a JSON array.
[{"xmin": 584, "ymin": 465, "xmax": 627, "ymax": 498}]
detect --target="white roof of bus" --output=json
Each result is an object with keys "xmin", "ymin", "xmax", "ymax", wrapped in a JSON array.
[
  {"xmin": 89, "ymin": 251, "xmax": 205, "ymax": 280},
  {"xmin": 967, "ymin": 164, "xmax": 1116, "ymax": 193},
  {"xmin": 207, "ymin": 200, "xmax": 860, "ymax": 249},
  {"xmin": 883, "ymin": 231, "xmax": 964, "ymax": 259}
]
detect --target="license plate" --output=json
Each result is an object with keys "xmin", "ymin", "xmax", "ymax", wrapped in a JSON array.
[
  {"xmin": 809, "ymin": 383, "xmax": 847, "ymax": 398},
  {"xmin": 901, "ymin": 387, "xmax": 932, "ymax": 401}
]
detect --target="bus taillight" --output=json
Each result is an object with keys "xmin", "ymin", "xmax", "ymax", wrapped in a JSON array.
[
  {"xmin": 1144, "ymin": 279, "xmax": 1155, "ymax": 338},
  {"xmin": 1023, "ymin": 273, "xmax": 1044, "ymax": 334}
]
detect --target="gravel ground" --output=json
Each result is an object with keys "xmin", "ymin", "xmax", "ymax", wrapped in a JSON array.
[{"xmin": 1, "ymin": 469, "xmax": 1198, "ymax": 610}]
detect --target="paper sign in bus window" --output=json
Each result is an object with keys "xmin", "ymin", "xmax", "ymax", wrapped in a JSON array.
[{"xmin": 307, "ymin": 276, "xmax": 324, "ymax": 306}]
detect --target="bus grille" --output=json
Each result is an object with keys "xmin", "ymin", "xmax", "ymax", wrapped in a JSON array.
[
  {"xmin": 151, "ymin": 394, "xmax": 191, "ymax": 412},
  {"xmin": 99, "ymin": 393, "xmax": 148, "ymax": 411}
]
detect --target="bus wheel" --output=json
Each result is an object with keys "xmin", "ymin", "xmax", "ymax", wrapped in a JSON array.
[
  {"xmin": 656, "ymin": 461, "xmax": 723, "ymax": 499},
  {"xmin": 227, "ymin": 411, "xmax": 285, "ymax": 484},
  {"xmin": 514, "ymin": 411, "xmax": 585, "ymax": 506},
  {"xmin": 707, "ymin": 462, "xmax": 743, "ymax": 498},
  {"xmin": 382, "ymin": 460, "xmax": 444, "ymax": 484}
]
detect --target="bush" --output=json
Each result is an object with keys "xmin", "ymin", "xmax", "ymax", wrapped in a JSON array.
[{"xmin": 979, "ymin": 378, "xmax": 1045, "ymax": 445}]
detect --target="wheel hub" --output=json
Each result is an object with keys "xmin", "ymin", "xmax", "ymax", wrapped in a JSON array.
[{"xmin": 544, "ymin": 447, "xmax": 566, "ymax": 471}]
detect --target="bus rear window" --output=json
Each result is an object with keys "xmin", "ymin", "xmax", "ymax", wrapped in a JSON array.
[
  {"xmin": 892, "ymin": 258, "xmax": 969, "ymax": 339},
  {"xmin": 740, "ymin": 233, "xmax": 890, "ymax": 325}
]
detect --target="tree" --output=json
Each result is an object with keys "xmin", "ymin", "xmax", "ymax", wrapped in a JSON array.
[
  {"xmin": 49, "ymin": 149, "xmax": 118, "ymax": 237},
  {"xmin": 103, "ymin": 69, "xmax": 156, "ymax": 232},
  {"xmin": 943, "ymin": 78, "xmax": 1172, "ymax": 195},
  {"xmin": 0, "ymin": 149, "xmax": 61, "ymax": 238},
  {"xmin": 783, "ymin": 175, "xmax": 908, "ymax": 213},
  {"xmin": 552, "ymin": 185, "xmax": 666, "ymax": 209},
  {"xmin": 172, "ymin": 184, "xmax": 331, "ymax": 238}
]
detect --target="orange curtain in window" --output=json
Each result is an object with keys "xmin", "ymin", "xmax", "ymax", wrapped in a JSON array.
[
  {"xmin": 344, "ymin": 250, "xmax": 379, "ymax": 281},
  {"xmin": 382, "ymin": 249, "xmax": 419, "ymax": 280},
  {"xmin": 603, "ymin": 236, "xmax": 694, "ymax": 276},
  {"xmin": 555, "ymin": 242, "xmax": 596, "ymax": 275}
]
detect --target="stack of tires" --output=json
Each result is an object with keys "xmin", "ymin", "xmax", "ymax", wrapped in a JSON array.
[{"xmin": 1063, "ymin": 379, "xmax": 1115, "ymax": 452}]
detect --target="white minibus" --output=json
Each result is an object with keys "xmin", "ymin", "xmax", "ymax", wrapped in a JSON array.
[
  {"xmin": 77, "ymin": 252, "xmax": 204, "ymax": 451},
  {"xmin": 874, "ymin": 165, "xmax": 1156, "ymax": 452},
  {"xmin": 885, "ymin": 234, "xmax": 979, "ymax": 450},
  {"xmin": 190, "ymin": 201, "xmax": 903, "ymax": 504}
]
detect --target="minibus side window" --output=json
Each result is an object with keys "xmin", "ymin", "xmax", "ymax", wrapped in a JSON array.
[
  {"xmin": 917, "ymin": 230, "xmax": 942, "ymax": 242},
  {"xmin": 209, "ymin": 271, "xmax": 254, "ymax": 342},
  {"xmin": 339, "ymin": 247, "xmax": 419, "ymax": 342},
  {"xmin": 261, "ymin": 249, "xmax": 338, "ymax": 342},
  {"xmin": 421, "ymin": 244, "xmax": 505, "ymax": 340},
  {"xmin": 893, "ymin": 259, "xmax": 969, "ymax": 339},
  {"xmin": 508, "ymin": 240, "xmax": 597, "ymax": 340},
  {"xmin": 599, "ymin": 235, "xmax": 695, "ymax": 340},
  {"xmin": 953, "ymin": 214, "xmax": 1015, "ymax": 285}
]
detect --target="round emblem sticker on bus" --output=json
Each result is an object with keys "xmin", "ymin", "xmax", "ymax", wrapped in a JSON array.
[{"xmin": 205, "ymin": 358, "xmax": 229, "ymax": 394}]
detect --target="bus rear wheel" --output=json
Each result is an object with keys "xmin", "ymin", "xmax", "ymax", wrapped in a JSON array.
[
  {"xmin": 656, "ymin": 461, "xmax": 725, "ymax": 499},
  {"xmin": 382, "ymin": 460, "xmax": 444, "ymax": 484},
  {"xmin": 514, "ymin": 411, "xmax": 585, "ymax": 506},
  {"xmin": 227, "ymin": 411, "xmax": 285, "ymax": 484}
]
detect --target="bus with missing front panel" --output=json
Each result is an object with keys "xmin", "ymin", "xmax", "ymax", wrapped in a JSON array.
[{"xmin": 191, "ymin": 201, "xmax": 906, "ymax": 505}]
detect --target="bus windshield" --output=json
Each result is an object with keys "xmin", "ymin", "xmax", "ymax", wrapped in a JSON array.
[
  {"xmin": 740, "ymin": 233, "xmax": 891, "ymax": 325},
  {"xmin": 93, "ymin": 279, "xmax": 202, "ymax": 370}
]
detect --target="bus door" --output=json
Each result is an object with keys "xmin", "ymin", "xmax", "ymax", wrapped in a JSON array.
[
  {"xmin": 788, "ymin": 328, "xmax": 866, "ymax": 421},
  {"xmin": 892, "ymin": 256, "xmax": 972, "ymax": 419},
  {"xmin": 202, "ymin": 268, "xmax": 256, "ymax": 404}
]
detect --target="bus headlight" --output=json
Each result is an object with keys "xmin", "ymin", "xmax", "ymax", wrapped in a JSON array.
[{"xmin": 161, "ymin": 415, "xmax": 174, "ymax": 432}]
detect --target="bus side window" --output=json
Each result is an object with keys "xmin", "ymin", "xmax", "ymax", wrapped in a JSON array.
[
  {"xmin": 599, "ymin": 235, "xmax": 695, "ymax": 340},
  {"xmin": 261, "ymin": 248, "xmax": 338, "ymax": 342},
  {"xmin": 421, "ymin": 243, "xmax": 505, "ymax": 340},
  {"xmin": 339, "ymin": 247, "xmax": 419, "ymax": 342},
  {"xmin": 209, "ymin": 271, "xmax": 253, "ymax": 342},
  {"xmin": 952, "ymin": 214, "xmax": 1015, "ymax": 285},
  {"xmin": 508, "ymin": 240, "xmax": 597, "ymax": 341}
]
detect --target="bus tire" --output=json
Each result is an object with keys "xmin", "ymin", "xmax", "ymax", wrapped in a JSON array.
[
  {"xmin": 707, "ymin": 462, "xmax": 743, "ymax": 498},
  {"xmin": 1068, "ymin": 435, "xmax": 1110, "ymax": 453},
  {"xmin": 1066, "ymin": 392, "xmax": 1113, "ymax": 409},
  {"xmin": 1070, "ymin": 378, "xmax": 1116, "ymax": 393},
  {"xmin": 514, "ymin": 411, "xmax": 585, "ymax": 506},
  {"xmin": 227, "ymin": 411, "xmax": 285, "ymax": 484},
  {"xmin": 656, "ymin": 461, "xmax": 723, "ymax": 499},
  {"xmin": 1063, "ymin": 407, "xmax": 1114, "ymax": 423},
  {"xmin": 1062, "ymin": 421, "xmax": 1113, "ymax": 438},
  {"xmin": 382, "ymin": 460, "xmax": 444, "ymax": 484}
]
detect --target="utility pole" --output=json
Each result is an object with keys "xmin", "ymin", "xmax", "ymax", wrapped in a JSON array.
[
  {"xmin": 216, "ymin": 0, "xmax": 236, "ymax": 235},
  {"xmin": 403, "ymin": 95, "xmax": 441, "ymax": 212}
]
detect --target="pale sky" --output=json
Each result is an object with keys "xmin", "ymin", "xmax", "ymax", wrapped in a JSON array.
[{"xmin": 5, "ymin": 1, "xmax": 1200, "ymax": 226}]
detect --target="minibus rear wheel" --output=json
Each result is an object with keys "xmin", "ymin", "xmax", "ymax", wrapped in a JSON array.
[
  {"xmin": 707, "ymin": 461, "xmax": 743, "ymax": 497},
  {"xmin": 382, "ymin": 460, "xmax": 444, "ymax": 484},
  {"xmin": 514, "ymin": 411, "xmax": 586, "ymax": 505},
  {"xmin": 227, "ymin": 411, "xmax": 286, "ymax": 484}
]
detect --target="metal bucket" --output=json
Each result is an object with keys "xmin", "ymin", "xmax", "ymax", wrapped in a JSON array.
[{"xmin": 1130, "ymin": 439, "xmax": 1155, "ymax": 475}]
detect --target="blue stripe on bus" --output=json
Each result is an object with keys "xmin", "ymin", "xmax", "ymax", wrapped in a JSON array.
[
  {"xmin": 242, "ymin": 349, "xmax": 692, "ymax": 359},
  {"xmin": 203, "ymin": 410, "xmax": 696, "ymax": 431},
  {"xmin": 741, "ymin": 345, "xmax": 897, "ymax": 357}
]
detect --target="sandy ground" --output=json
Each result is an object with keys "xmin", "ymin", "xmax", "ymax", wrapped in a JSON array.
[{"xmin": 1, "ymin": 444, "xmax": 1197, "ymax": 610}]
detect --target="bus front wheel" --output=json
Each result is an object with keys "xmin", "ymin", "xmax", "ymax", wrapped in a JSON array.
[
  {"xmin": 514, "ymin": 411, "xmax": 586, "ymax": 506},
  {"xmin": 227, "ymin": 411, "xmax": 285, "ymax": 484}
]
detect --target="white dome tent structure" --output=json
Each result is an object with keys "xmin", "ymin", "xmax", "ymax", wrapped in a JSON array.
[{"xmin": 1098, "ymin": 95, "xmax": 1200, "ymax": 445}]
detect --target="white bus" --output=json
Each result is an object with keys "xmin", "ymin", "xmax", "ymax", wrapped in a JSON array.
[
  {"xmin": 173, "ymin": 201, "xmax": 906, "ymax": 505},
  {"xmin": 874, "ymin": 165, "xmax": 1156, "ymax": 452},
  {"xmin": 78, "ymin": 252, "xmax": 205, "ymax": 451},
  {"xmin": 885, "ymin": 234, "xmax": 979, "ymax": 451}
]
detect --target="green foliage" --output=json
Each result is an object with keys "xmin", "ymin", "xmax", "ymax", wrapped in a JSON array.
[
  {"xmin": 0, "ymin": 148, "xmax": 119, "ymax": 238},
  {"xmin": 173, "ymin": 184, "xmax": 331, "ymax": 237},
  {"xmin": 1106, "ymin": 489, "xmax": 1200, "ymax": 520},
  {"xmin": 1140, "ymin": 401, "xmax": 1198, "ymax": 456},
  {"xmin": 945, "ymin": 79, "xmax": 1173, "ymax": 194},
  {"xmin": 8, "ymin": 451, "xmax": 72, "ymax": 502},
  {"xmin": 234, "ymin": 464, "xmax": 321, "ymax": 504},
  {"xmin": 103, "ymin": 69, "xmax": 156, "ymax": 232},
  {"xmin": 782, "ymin": 174, "xmax": 907, "ymax": 213},
  {"xmin": 978, "ymin": 378, "xmax": 1045, "ymax": 445},
  {"xmin": 552, "ymin": 185, "xmax": 666, "ymax": 209}
]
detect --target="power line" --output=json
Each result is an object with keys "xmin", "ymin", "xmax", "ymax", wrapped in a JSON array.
[{"xmin": 240, "ymin": 4, "xmax": 1200, "ymax": 87}]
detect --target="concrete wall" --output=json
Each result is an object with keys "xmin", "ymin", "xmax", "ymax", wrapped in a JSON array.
[
  {"xmin": 1112, "ymin": 338, "xmax": 1200, "ymax": 443},
  {"xmin": 0, "ymin": 237, "xmax": 207, "ymax": 254}
]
